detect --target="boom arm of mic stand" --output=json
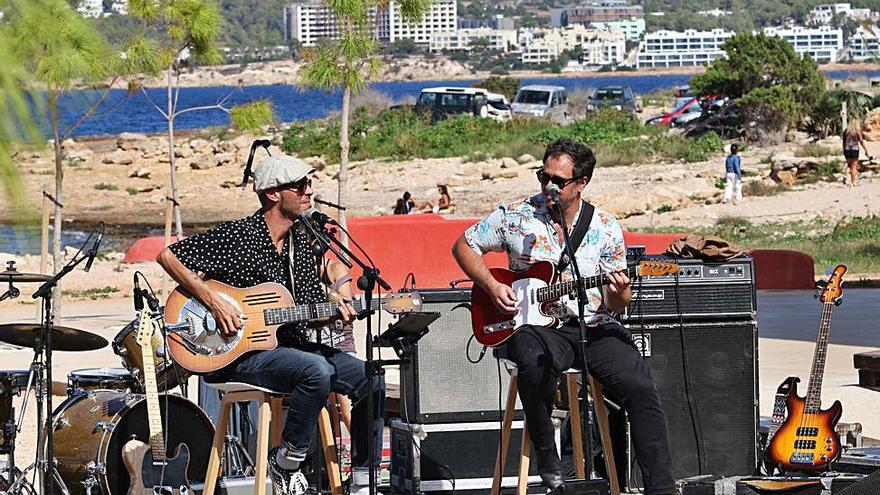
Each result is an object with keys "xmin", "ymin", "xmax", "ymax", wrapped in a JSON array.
[
  {"xmin": 299, "ymin": 218, "xmax": 352, "ymax": 268},
  {"xmin": 321, "ymin": 231, "xmax": 391, "ymax": 291}
]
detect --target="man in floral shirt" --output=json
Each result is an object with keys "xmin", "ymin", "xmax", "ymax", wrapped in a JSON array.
[{"xmin": 452, "ymin": 138, "xmax": 674, "ymax": 494}]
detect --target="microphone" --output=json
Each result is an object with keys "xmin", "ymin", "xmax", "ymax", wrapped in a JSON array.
[
  {"xmin": 305, "ymin": 208, "xmax": 338, "ymax": 226},
  {"xmin": 133, "ymin": 274, "xmax": 144, "ymax": 311},
  {"xmin": 84, "ymin": 222, "xmax": 105, "ymax": 273},
  {"xmin": 545, "ymin": 183, "xmax": 561, "ymax": 200}
]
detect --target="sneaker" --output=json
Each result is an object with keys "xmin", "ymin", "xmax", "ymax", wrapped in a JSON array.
[
  {"xmin": 268, "ymin": 447, "xmax": 309, "ymax": 495},
  {"xmin": 350, "ymin": 467, "xmax": 379, "ymax": 495}
]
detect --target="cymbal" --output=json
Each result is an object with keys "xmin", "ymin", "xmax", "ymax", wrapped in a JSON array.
[
  {"xmin": 0, "ymin": 323, "xmax": 108, "ymax": 351},
  {"xmin": 0, "ymin": 270, "xmax": 51, "ymax": 283}
]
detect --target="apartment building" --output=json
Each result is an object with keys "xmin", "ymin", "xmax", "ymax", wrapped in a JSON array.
[
  {"xmin": 554, "ymin": 4, "xmax": 644, "ymax": 26},
  {"xmin": 849, "ymin": 26, "xmax": 880, "ymax": 61},
  {"xmin": 430, "ymin": 28, "xmax": 517, "ymax": 52},
  {"xmin": 458, "ymin": 14, "xmax": 515, "ymax": 30},
  {"xmin": 636, "ymin": 29, "xmax": 734, "ymax": 68},
  {"xmin": 285, "ymin": 0, "xmax": 455, "ymax": 47},
  {"xmin": 589, "ymin": 17, "xmax": 645, "ymax": 41},
  {"xmin": 376, "ymin": 0, "xmax": 457, "ymax": 44},
  {"xmin": 520, "ymin": 25, "xmax": 625, "ymax": 66},
  {"xmin": 763, "ymin": 26, "xmax": 843, "ymax": 63},
  {"xmin": 808, "ymin": 3, "xmax": 874, "ymax": 24},
  {"xmin": 110, "ymin": 0, "xmax": 127, "ymax": 15}
]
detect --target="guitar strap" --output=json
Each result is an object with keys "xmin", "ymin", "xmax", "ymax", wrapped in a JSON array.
[{"xmin": 556, "ymin": 200, "xmax": 595, "ymax": 273}]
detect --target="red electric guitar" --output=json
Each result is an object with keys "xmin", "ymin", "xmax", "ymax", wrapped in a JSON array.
[{"xmin": 470, "ymin": 259, "xmax": 679, "ymax": 347}]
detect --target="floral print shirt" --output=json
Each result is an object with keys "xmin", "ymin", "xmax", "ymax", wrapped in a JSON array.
[{"xmin": 464, "ymin": 194, "xmax": 627, "ymax": 326}]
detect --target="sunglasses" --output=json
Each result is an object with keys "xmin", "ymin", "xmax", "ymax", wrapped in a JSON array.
[
  {"xmin": 536, "ymin": 170, "xmax": 582, "ymax": 188},
  {"xmin": 283, "ymin": 178, "xmax": 312, "ymax": 192}
]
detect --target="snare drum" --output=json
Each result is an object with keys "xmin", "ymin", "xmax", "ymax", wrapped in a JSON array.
[
  {"xmin": 112, "ymin": 317, "xmax": 190, "ymax": 392},
  {"xmin": 52, "ymin": 390, "xmax": 213, "ymax": 495},
  {"xmin": 0, "ymin": 370, "xmax": 30, "ymax": 453},
  {"xmin": 67, "ymin": 368, "xmax": 138, "ymax": 395}
]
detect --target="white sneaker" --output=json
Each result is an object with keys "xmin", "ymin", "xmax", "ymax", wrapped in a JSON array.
[
  {"xmin": 350, "ymin": 468, "xmax": 379, "ymax": 495},
  {"xmin": 268, "ymin": 448, "xmax": 309, "ymax": 495}
]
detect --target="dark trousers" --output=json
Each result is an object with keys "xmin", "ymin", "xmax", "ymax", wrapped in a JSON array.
[
  {"xmin": 220, "ymin": 342, "xmax": 385, "ymax": 468},
  {"xmin": 506, "ymin": 321, "xmax": 675, "ymax": 495}
]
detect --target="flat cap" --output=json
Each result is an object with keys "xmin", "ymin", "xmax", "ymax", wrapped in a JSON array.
[{"xmin": 252, "ymin": 154, "xmax": 315, "ymax": 193}]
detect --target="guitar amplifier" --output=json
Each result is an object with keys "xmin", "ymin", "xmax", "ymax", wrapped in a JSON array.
[
  {"xmin": 399, "ymin": 288, "xmax": 521, "ymax": 424},
  {"xmin": 622, "ymin": 255, "xmax": 756, "ymax": 322}
]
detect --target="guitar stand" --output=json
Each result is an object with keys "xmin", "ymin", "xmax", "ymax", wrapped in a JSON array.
[{"xmin": 223, "ymin": 433, "xmax": 255, "ymax": 477}]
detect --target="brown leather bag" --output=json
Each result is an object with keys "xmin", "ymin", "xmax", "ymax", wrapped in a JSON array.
[{"xmin": 665, "ymin": 234, "xmax": 745, "ymax": 261}]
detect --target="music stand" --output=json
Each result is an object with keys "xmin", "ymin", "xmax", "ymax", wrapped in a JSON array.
[{"xmin": 374, "ymin": 312, "xmax": 439, "ymax": 358}]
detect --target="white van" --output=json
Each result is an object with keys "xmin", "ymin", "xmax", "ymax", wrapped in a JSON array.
[
  {"xmin": 415, "ymin": 87, "xmax": 512, "ymax": 123},
  {"xmin": 511, "ymin": 85, "xmax": 568, "ymax": 121}
]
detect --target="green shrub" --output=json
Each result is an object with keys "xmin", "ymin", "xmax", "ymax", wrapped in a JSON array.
[
  {"xmin": 743, "ymin": 180, "xmax": 778, "ymax": 196},
  {"xmin": 94, "ymin": 182, "xmax": 117, "ymax": 191},
  {"xmin": 795, "ymin": 143, "xmax": 837, "ymax": 158}
]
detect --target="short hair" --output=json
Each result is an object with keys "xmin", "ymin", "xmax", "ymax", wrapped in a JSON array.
[
  {"xmin": 730, "ymin": 144, "xmax": 739, "ymax": 154},
  {"xmin": 542, "ymin": 138, "xmax": 597, "ymax": 181},
  {"xmin": 403, "ymin": 191, "xmax": 411, "ymax": 201}
]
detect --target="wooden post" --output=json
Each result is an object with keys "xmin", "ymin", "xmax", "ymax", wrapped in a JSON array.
[
  {"xmin": 40, "ymin": 193, "xmax": 50, "ymax": 275},
  {"xmin": 161, "ymin": 196, "xmax": 175, "ymax": 297}
]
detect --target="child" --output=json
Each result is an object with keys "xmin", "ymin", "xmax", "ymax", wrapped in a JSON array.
[{"xmin": 722, "ymin": 144, "xmax": 742, "ymax": 204}]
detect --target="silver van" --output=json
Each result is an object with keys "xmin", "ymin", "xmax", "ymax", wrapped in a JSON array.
[{"xmin": 511, "ymin": 85, "xmax": 568, "ymax": 121}]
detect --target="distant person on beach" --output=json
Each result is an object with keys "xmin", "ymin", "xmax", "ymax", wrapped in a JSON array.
[
  {"xmin": 393, "ymin": 198, "xmax": 408, "ymax": 215},
  {"xmin": 418, "ymin": 184, "xmax": 452, "ymax": 213},
  {"xmin": 722, "ymin": 144, "xmax": 742, "ymax": 205},
  {"xmin": 843, "ymin": 119, "xmax": 872, "ymax": 187}
]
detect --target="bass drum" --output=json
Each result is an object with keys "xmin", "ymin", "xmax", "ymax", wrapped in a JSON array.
[{"xmin": 52, "ymin": 391, "xmax": 213, "ymax": 495}]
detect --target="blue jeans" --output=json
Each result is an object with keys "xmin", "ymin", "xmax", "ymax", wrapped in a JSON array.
[{"xmin": 219, "ymin": 342, "xmax": 385, "ymax": 468}]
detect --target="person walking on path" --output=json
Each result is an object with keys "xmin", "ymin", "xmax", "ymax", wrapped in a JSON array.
[
  {"xmin": 843, "ymin": 119, "xmax": 872, "ymax": 187},
  {"xmin": 722, "ymin": 144, "xmax": 743, "ymax": 204}
]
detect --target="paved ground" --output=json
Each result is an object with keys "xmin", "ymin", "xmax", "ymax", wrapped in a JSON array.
[{"xmin": 0, "ymin": 289, "xmax": 878, "ymax": 489}]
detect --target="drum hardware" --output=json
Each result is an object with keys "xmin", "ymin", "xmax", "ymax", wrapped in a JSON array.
[{"xmin": 0, "ymin": 261, "xmax": 50, "ymax": 302}]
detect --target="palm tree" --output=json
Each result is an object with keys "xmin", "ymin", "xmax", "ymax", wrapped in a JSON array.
[{"xmin": 300, "ymin": 0, "xmax": 431, "ymax": 245}]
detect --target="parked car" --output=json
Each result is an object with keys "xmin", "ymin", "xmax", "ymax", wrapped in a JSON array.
[
  {"xmin": 646, "ymin": 97, "xmax": 701, "ymax": 126},
  {"xmin": 414, "ymin": 86, "xmax": 511, "ymax": 123},
  {"xmin": 587, "ymin": 85, "xmax": 641, "ymax": 113},
  {"xmin": 511, "ymin": 85, "xmax": 568, "ymax": 121}
]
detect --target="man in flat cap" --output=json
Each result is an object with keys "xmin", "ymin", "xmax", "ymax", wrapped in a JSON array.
[{"xmin": 158, "ymin": 154, "xmax": 383, "ymax": 495}]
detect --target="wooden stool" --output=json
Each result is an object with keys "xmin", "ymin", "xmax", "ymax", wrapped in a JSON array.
[
  {"xmin": 202, "ymin": 382, "xmax": 343, "ymax": 495},
  {"xmin": 491, "ymin": 368, "xmax": 620, "ymax": 495}
]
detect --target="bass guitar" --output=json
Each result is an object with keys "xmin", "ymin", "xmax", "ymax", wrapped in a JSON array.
[
  {"xmin": 764, "ymin": 265, "xmax": 847, "ymax": 472},
  {"xmin": 164, "ymin": 280, "xmax": 422, "ymax": 373},
  {"xmin": 470, "ymin": 260, "xmax": 679, "ymax": 347},
  {"xmin": 122, "ymin": 308, "xmax": 191, "ymax": 495},
  {"xmin": 763, "ymin": 376, "xmax": 799, "ymax": 474}
]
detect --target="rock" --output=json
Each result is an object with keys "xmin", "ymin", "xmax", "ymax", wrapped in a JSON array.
[
  {"xmin": 135, "ymin": 184, "xmax": 160, "ymax": 193},
  {"xmin": 864, "ymin": 107, "xmax": 880, "ymax": 141},
  {"xmin": 62, "ymin": 139, "xmax": 86, "ymax": 152},
  {"xmin": 128, "ymin": 168, "xmax": 151, "ymax": 179},
  {"xmin": 189, "ymin": 159, "xmax": 211, "ymax": 170},
  {"xmin": 102, "ymin": 150, "xmax": 134, "ymax": 165},
  {"xmin": 221, "ymin": 178, "xmax": 242, "ymax": 188},
  {"xmin": 447, "ymin": 175, "xmax": 479, "ymax": 186},
  {"xmin": 189, "ymin": 139, "xmax": 211, "ymax": 154},
  {"xmin": 596, "ymin": 194, "xmax": 648, "ymax": 218},
  {"xmin": 175, "ymin": 145, "xmax": 194, "ymax": 158},
  {"xmin": 67, "ymin": 149, "xmax": 94, "ymax": 161},
  {"xmin": 770, "ymin": 169, "xmax": 797, "ymax": 186},
  {"xmin": 497, "ymin": 170, "xmax": 519, "ymax": 179},
  {"xmin": 214, "ymin": 153, "xmax": 234, "ymax": 167},
  {"xmin": 517, "ymin": 154, "xmax": 536, "ymax": 164},
  {"xmin": 500, "ymin": 157, "xmax": 518, "ymax": 169},
  {"xmin": 305, "ymin": 156, "xmax": 327, "ymax": 171},
  {"xmin": 117, "ymin": 132, "xmax": 148, "ymax": 151},
  {"xmin": 644, "ymin": 186, "xmax": 684, "ymax": 211}
]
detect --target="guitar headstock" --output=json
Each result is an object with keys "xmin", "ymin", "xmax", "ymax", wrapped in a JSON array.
[
  {"xmin": 819, "ymin": 265, "xmax": 847, "ymax": 305},
  {"xmin": 381, "ymin": 291, "xmax": 423, "ymax": 314},
  {"xmin": 636, "ymin": 260, "xmax": 680, "ymax": 277},
  {"xmin": 135, "ymin": 308, "xmax": 154, "ymax": 347}
]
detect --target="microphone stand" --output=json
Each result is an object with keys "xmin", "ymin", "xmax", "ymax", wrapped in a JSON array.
[
  {"xmin": 31, "ymin": 228, "xmax": 100, "ymax": 495},
  {"xmin": 550, "ymin": 197, "xmax": 595, "ymax": 480},
  {"xmin": 312, "ymin": 221, "xmax": 390, "ymax": 495}
]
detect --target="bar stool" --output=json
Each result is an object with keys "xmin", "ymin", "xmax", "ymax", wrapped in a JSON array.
[
  {"xmin": 491, "ymin": 368, "xmax": 620, "ymax": 495},
  {"xmin": 202, "ymin": 382, "xmax": 343, "ymax": 495}
]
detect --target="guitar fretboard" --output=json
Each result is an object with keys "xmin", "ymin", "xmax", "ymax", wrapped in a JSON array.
[
  {"xmin": 804, "ymin": 302, "xmax": 833, "ymax": 413},
  {"xmin": 139, "ymin": 312, "xmax": 167, "ymax": 461},
  {"xmin": 536, "ymin": 265, "xmax": 640, "ymax": 303},
  {"xmin": 263, "ymin": 297, "xmax": 379, "ymax": 327}
]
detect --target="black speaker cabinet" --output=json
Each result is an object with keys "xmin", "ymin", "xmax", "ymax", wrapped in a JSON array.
[
  {"xmin": 399, "ymin": 288, "xmax": 521, "ymax": 423},
  {"xmin": 621, "ymin": 320, "xmax": 759, "ymax": 489}
]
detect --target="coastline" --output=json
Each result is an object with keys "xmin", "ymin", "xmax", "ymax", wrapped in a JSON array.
[{"xmin": 118, "ymin": 57, "xmax": 880, "ymax": 90}]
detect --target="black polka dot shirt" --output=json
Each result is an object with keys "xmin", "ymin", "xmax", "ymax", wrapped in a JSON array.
[{"xmin": 168, "ymin": 210, "xmax": 327, "ymax": 335}]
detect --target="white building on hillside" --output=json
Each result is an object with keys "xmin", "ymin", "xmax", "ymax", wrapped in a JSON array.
[
  {"xmin": 76, "ymin": 0, "xmax": 103, "ymax": 17},
  {"xmin": 376, "ymin": 0, "xmax": 457, "ymax": 44},
  {"xmin": 285, "ymin": 0, "xmax": 456, "ymax": 46},
  {"xmin": 763, "ymin": 26, "xmax": 843, "ymax": 63},
  {"xmin": 850, "ymin": 26, "xmax": 880, "ymax": 60},
  {"xmin": 589, "ymin": 17, "xmax": 645, "ymax": 41},
  {"xmin": 520, "ymin": 25, "xmax": 625, "ymax": 66},
  {"xmin": 110, "ymin": 0, "xmax": 127, "ymax": 15},
  {"xmin": 808, "ymin": 3, "xmax": 874, "ymax": 24},
  {"xmin": 429, "ymin": 28, "xmax": 517, "ymax": 52},
  {"xmin": 636, "ymin": 28, "xmax": 734, "ymax": 68}
]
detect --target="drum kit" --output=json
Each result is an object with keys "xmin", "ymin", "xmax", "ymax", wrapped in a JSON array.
[{"xmin": 0, "ymin": 263, "xmax": 211, "ymax": 495}]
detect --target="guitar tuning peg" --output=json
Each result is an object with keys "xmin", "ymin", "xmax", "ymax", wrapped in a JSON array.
[{"xmin": 834, "ymin": 298, "xmax": 843, "ymax": 306}]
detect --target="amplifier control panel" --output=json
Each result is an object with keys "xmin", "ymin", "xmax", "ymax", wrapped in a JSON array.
[{"xmin": 637, "ymin": 255, "xmax": 753, "ymax": 284}]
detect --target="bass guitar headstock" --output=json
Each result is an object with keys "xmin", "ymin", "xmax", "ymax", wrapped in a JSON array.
[
  {"xmin": 818, "ymin": 265, "xmax": 847, "ymax": 305},
  {"xmin": 636, "ymin": 260, "xmax": 680, "ymax": 277},
  {"xmin": 135, "ymin": 308, "xmax": 154, "ymax": 347}
]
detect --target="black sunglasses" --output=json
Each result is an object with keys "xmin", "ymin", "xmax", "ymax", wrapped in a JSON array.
[
  {"xmin": 283, "ymin": 178, "xmax": 312, "ymax": 191},
  {"xmin": 536, "ymin": 170, "xmax": 581, "ymax": 188}
]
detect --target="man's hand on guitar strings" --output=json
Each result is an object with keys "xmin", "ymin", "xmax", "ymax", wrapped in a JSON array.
[
  {"xmin": 489, "ymin": 281, "xmax": 518, "ymax": 315},
  {"xmin": 337, "ymin": 300, "xmax": 356, "ymax": 324},
  {"xmin": 605, "ymin": 270, "xmax": 630, "ymax": 296},
  {"xmin": 209, "ymin": 294, "xmax": 247, "ymax": 337}
]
